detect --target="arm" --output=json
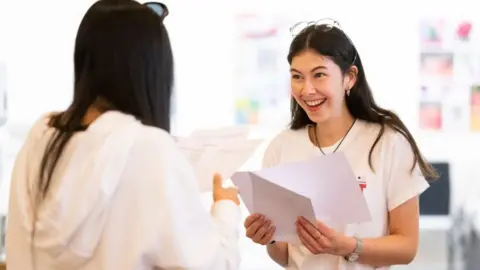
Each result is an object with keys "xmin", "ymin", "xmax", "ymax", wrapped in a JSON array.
[
  {"xmin": 266, "ymin": 242, "xmax": 289, "ymax": 267},
  {"xmin": 350, "ymin": 197, "xmax": 420, "ymax": 266},
  {"xmin": 145, "ymin": 132, "xmax": 241, "ymax": 270},
  {"xmin": 344, "ymin": 133, "xmax": 428, "ymax": 267}
]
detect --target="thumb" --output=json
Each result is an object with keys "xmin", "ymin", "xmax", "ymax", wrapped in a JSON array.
[{"xmin": 212, "ymin": 173, "xmax": 223, "ymax": 191}]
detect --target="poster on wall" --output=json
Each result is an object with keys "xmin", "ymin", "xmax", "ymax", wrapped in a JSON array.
[
  {"xmin": 471, "ymin": 85, "xmax": 480, "ymax": 131},
  {"xmin": 419, "ymin": 19, "xmax": 478, "ymax": 132},
  {"xmin": 232, "ymin": 13, "xmax": 291, "ymax": 127}
]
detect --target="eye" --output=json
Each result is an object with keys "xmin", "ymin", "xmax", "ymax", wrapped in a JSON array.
[
  {"xmin": 314, "ymin": 72, "xmax": 326, "ymax": 78},
  {"xmin": 291, "ymin": 74, "xmax": 302, "ymax": 80}
]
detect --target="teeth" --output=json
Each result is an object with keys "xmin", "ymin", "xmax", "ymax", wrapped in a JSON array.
[{"xmin": 305, "ymin": 99, "xmax": 325, "ymax": 106}]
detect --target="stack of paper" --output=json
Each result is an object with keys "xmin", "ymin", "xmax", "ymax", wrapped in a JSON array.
[
  {"xmin": 231, "ymin": 152, "xmax": 371, "ymax": 244},
  {"xmin": 175, "ymin": 126, "xmax": 263, "ymax": 192}
]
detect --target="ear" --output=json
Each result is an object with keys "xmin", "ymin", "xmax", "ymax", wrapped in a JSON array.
[{"xmin": 343, "ymin": 65, "xmax": 358, "ymax": 92}]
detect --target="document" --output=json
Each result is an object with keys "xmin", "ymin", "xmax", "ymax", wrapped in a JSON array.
[
  {"xmin": 231, "ymin": 152, "xmax": 371, "ymax": 244},
  {"xmin": 176, "ymin": 126, "xmax": 262, "ymax": 192},
  {"xmin": 189, "ymin": 126, "xmax": 250, "ymax": 141}
]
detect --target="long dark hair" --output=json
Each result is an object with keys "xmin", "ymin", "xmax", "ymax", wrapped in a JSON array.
[
  {"xmin": 288, "ymin": 24, "xmax": 438, "ymax": 179},
  {"xmin": 38, "ymin": 0, "xmax": 174, "ymax": 197}
]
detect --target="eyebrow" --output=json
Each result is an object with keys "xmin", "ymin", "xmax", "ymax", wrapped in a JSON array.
[{"xmin": 290, "ymin": 66, "xmax": 327, "ymax": 73}]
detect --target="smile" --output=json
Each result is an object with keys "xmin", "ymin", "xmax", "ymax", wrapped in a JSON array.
[{"xmin": 304, "ymin": 99, "xmax": 326, "ymax": 107}]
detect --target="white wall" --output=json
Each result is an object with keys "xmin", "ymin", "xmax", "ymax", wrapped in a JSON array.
[{"xmin": 0, "ymin": 0, "xmax": 477, "ymax": 224}]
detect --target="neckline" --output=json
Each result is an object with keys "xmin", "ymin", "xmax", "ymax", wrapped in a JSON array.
[{"xmin": 306, "ymin": 119, "xmax": 363, "ymax": 154}]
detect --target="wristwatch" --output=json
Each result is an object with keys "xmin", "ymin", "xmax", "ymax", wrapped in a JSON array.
[{"xmin": 344, "ymin": 237, "xmax": 362, "ymax": 262}]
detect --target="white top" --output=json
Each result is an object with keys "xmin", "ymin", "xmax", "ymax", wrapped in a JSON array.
[
  {"xmin": 262, "ymin": 120, "xmax": 429, "ymax": 270},
  {"xmin": 6, "ymin": 111, "xmax": 241, "ymax": 270}
]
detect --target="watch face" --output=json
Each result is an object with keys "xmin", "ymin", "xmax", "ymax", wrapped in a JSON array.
[{"xmin": 348, "ymin": 253, "xmax": 359, "ymax": 262}]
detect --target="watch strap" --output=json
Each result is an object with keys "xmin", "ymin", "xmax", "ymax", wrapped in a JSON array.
[{"xmin": 344, "ymin": 237, "xmax": 362, "ymax": 262}]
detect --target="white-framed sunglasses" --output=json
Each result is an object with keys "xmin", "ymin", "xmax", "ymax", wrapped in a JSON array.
[
  {"xmin": 290, "ymin": 18, "xmax": 357, "ymax": 65},
  {"xmin": 290, "ymin": 18, "xmax": 341, "ymax": 37},
  {"xmin": 144, "ymin": 2, "xmax": 168, "ymax": 21}
]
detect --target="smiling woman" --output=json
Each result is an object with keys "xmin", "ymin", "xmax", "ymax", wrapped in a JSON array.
[
  {"xmin": 289, "ymin": 49, "xmax": 356, "ymax": 124},
  {"xmin": 242, "ymin": 19, "xmax": 438, "ymax": 270}
]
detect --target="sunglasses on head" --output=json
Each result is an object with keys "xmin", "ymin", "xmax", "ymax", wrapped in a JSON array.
[
  {"xmin": 144, "ymin": 2, "xmax": 168, "ymax": 21},
  {"xmin": 290, "ymin": 18, "xmax": 357, "ymax": 66}
]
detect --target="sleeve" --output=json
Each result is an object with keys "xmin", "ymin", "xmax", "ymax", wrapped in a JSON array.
[
  {"xmin": 262, "ymin": 137, "xmax": 281, "ymax": 169},
  {"xmin": 144, "ymin": 132, "xmax": 241, "ymax": 270},
  {"xmin": 386, "ymin": 133, "xmax": 430, "ymax": 212},
  {"xmin": 6, "ymin": 117, "xmax": 46, "ymax": 270}
]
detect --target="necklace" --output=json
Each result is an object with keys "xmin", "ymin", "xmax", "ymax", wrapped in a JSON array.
[{"xmin": 313, "ymin": 119, "xmax": 357, "ymax": 155}]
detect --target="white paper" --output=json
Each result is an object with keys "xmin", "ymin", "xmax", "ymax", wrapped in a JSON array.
[
  {"xmin": 176, "ymin": 127, "xmax": 261, "ymax": 191},
  {"xmin": 231, "ymin": 152, "xmax": 371, "ymax": 244},
  {"xmin": 189, "ymin": 126, "xmax": 250, "ymax": 141}
]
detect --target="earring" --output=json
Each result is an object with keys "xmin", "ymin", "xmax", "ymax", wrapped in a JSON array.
[{"xmin": 346, "ymin": 89, "xmax": 351, "ymax": 96}]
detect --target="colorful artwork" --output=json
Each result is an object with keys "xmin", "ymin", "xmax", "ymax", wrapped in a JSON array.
[
  {"xmin": 420, "ymin": 53, "xmax": 453, "ymax": 77},
  {"xmin": 418, "ymin": 19, "xmax": 477, "ymax": 132},
  {"xmin": 419, "ymin": 102, "xmax": 442, "ymax": 130},
  {"xmin": 232, "ymin": 12, "xmax": 290, "ymax": 126},
  {"xmin": 235, "ymin": 98, "xmax": 260, "ymax": 125},
  {"xmin": 470, "ymin": 85, "xmax": 480, "ymax": 131}
]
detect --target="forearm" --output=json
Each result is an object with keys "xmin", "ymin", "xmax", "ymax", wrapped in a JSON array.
[
  {"xmin": 353, "ymin": 235, "xmax": 417, "ymax": 267},
  {"xmin": 266, "ymin": 242, "xmax": 289, "ymax": 267}
]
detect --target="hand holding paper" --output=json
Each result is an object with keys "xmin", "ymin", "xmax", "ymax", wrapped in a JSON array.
[
  {"xmin": 295, "ymin": 217, "xmax": 356, "ymax": 256},
  {"xmin": 175, "ymin": 126, "xmax": 262, "ymax": 192},
  {"xmin": 244, "ymin": 213, "xmax": 275, "ymax": 245},
  {"xmin": 231, "ymin": 153, "xmax": 371, "ymax": 244}
]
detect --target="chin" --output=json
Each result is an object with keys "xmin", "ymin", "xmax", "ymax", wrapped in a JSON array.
[{"xmin": 306, "ymin": 112, "xmax": 330, "ymax": 124}]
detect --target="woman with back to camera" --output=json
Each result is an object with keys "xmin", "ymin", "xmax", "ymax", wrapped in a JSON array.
[
  {"xmin": 5, "ymin": 1, "xmax": 241, "ymax": 269},
  {"xmin": 243, "ymin": 19, "xmax": 438, "ymax": 269}
]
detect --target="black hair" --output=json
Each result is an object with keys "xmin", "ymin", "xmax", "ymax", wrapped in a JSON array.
[
  {"xmin": 38, "ymin": 0, "xmax": 174, "ymax": 197},
  {"xmin": 288, "ymin": 24, "xmax": 438, "ymax": 179}
]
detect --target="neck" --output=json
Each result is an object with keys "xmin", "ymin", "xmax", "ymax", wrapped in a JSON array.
[
  {"xmin": 81, "ymin": 98, "xmax": 112, "ymax": 126},
  {"xmin": 314, "ymin": 113, "xmax": 355, "ymax": 148}
]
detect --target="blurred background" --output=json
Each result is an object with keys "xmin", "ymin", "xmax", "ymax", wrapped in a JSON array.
[{"xmin": 1, "ymin": 0, "xmax": 480, "ymax": 269}]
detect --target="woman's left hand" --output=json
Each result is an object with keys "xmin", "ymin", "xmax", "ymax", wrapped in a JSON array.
[{"xmin": 295, "ymin": 216, "xmax": 356, "ymax": 256}]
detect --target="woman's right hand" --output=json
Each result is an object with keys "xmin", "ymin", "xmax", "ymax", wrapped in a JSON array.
[
  {"xmin": 212, "ymin": 173, "xmax": 240, "ymax": 205},
  {"xmin": 244, "ymin": 213, "xmax": 275, "ymax": 245}
]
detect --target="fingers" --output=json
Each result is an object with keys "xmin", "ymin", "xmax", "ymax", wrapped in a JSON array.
[
  {"xmin": 299, "ymin": 233, "xmax": 321, "ymax": 254},
  {"xmin": 245, "ymin": 216, "xmax": 266, "ymax": 238},
  {"xmin": 259, "ymin": 226, "xmax": 275, "ymax": 245},
  {"xmin": 244, "ymin": 213, "xmax": 261, "ymax": 229},
  {"xmin": 296, "ymin": 222, "xmax": 324, "ymax": 253},
  {"xmin": 297, "ymin": 217, "xmax": 319, "ymax": 237},
  {"xmin": 245, "ymin": 215, "xmax": 275, "ymax": 245},
  {"xmin": 212, "ymin": 173, "xmax": 223, "ymax": 191},
  {"xmin": 251, "ymin": 219, "xmax": 271, "ymax": 243},
  {"xmin": 296, "ymin": 217, "xmax": 333, "ymax": 255}
]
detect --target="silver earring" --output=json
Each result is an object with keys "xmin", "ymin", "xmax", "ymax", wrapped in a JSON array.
[{"xmin": 346, "ymin": 89, "xmax": 350, "ymax": 96}]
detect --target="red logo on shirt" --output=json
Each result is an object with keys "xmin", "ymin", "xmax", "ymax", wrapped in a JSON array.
[{"xmin": 359, "ymin": 182, "xmax": 367, "ymax": 193}]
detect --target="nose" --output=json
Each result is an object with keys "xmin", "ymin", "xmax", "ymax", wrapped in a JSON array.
[{"xmin": 301, "ymin": 79, "xmax": 316, "ymax": 95}]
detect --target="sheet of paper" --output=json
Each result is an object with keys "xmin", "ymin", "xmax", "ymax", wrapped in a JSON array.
[
  {"xmin": 189, "ymin": 126, "xmax": 250, "ymax": 141},
  {"xmin": 230, "ymin": 171, "xmax": 254, "ymax": 211},
  {"xmin": 231, "ymin": 172, "xmax": 316, "ymax": 244},
  {"xmin": 177, "ymin": 137, "xmax": 262, "ymax": 192},
  {"xmin": 253, "ymin": 173, "xmax": 316, "ymax": 244},
  {"xmin": 254, "ymin": 152, "xmax": 371, "ymax": 225}
]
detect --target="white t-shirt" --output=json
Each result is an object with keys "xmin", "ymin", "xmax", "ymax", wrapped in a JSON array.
[
  {"xmin": 262, "ymin": 120, "xmax": 429, "ymax": 270},
  {"xmin": 6, "ymin": 111, "xmax": 241, "ymax": 270}
]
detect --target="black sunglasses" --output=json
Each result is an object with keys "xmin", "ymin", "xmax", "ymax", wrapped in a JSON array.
[{"xmin": 144, "ymin": 2, "xmax": 168, "ymax": 21}]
